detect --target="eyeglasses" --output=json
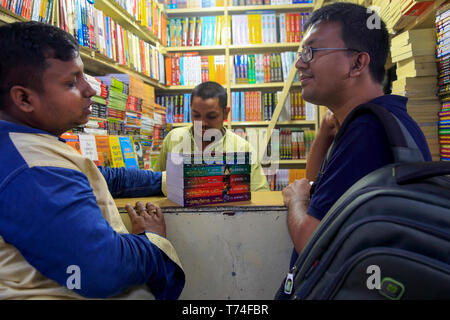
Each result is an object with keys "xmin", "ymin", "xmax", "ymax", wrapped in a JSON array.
[{"xmin": 297, "ymin": 46, "xmax": 361, "ymax": 63}]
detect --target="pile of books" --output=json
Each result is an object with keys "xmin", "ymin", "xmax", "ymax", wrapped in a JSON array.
[
  {"xmin": 436, "ymin": 3, "xmax": 450, "ymax": 161},
  {"xmin": 391, "ymin": 28, "xmax": 440, "ymax": 160},
  {"xmin": 166, "ymin": 152, "xmax": 252, "ymax": 207},
  {"xmin": 373, "ymin": 0, "xmax": 435, "ymax": 33}
]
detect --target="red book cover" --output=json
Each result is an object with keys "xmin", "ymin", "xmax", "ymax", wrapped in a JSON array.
[
  {"xmin": 245, "ymin": 91, "xmax": 250, "ymax": 121},
  {"xmin": 182, "ymin": 184, "xmax": 251, "ymax": 198},
  {"xmin": 295, "ymin": 13, "xmax": 301, "ymax": 43},
  {"xmin": 183, "ymin": 174, "xmax": 250, "ymax": 188},
  {"xmin": 403, "ymin": 1, "xmax": 433, "ymax": 16}
]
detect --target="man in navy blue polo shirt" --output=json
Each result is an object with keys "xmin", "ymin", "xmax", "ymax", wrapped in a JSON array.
[{"xmin": 282, "ymin": 3, "xmax": 431, "ymax": 261}]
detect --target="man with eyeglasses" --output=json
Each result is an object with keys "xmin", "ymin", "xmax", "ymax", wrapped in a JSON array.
[{"xmin": 282, "ymin": 3, "xmax": 431, "ymax": 263}]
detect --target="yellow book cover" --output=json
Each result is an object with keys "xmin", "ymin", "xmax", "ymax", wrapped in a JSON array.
[
  {"xmin": 40, "ymin": 0, "xmax": 48, "ymax": 21},
  {"xmin": 391, "ymin": 28, "xmax": 435, "ymax": 48},
  {"xmin": 109, "ymin": 136, "xmax": 126, "ymax": 168},
  {"xmin": 215, "ymin": 16, "xmax": 222, "ymax": 45},
  {"xmin": 208, "ymin": 55, "xmax": 216, "ymax": 82},
  {"xmin": 255, "ymin": 14, "xmax": 262, "ymax": 44}
]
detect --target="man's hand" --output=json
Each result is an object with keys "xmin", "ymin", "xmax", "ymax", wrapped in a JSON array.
[
  {"xmin": 282, "ymin": 178, "xmax": 311, "ymax": 207},
  {"xmin": 320, "ymin": 109, "xmax": 340, "ymax": 140},
  {"xmin": 125, "ymin": 201, "xmax": 166, "ymax": 237}
]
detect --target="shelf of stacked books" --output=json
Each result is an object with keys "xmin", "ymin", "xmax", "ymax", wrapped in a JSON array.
[
  {"xmin": 0, "ymin": 1, "xmax": 169, "ymax": 90},
  {"xmin": 95, "ymin": 0, "xmax": 165, "ymax": 46}
]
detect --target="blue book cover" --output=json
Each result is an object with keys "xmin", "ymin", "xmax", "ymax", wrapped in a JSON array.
[
  {"xmin": 118, "ymin": 136, "xmax": 139, "ymax": 169},
  {"xmin": 179, "ymin": 56, "xmax": 184, "ymax": 86},
  {"xmin": 240, "ymin": 92, "xmax": 245, "ymax": 122}
]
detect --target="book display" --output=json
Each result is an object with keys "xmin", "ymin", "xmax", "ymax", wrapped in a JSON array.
[{"xmin": 166, "ymin": 152, "xmax": 252, "ymax": 206}]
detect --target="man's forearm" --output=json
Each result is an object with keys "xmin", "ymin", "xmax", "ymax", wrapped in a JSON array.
[{"xmin": 287, "ymin": 200, "xmax": 320, "ymax": 254}]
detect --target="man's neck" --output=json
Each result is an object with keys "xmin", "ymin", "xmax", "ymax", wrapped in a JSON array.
[{"xmin": 328, "ymin": 84, "xmax": 384, "ymax": 125}]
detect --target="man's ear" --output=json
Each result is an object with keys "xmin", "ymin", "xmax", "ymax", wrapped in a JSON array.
[
  {"xmin": 350, "ymin": 52, "xmax": 371, "ymax": 78},
  {"xmin": 223, "ymin": 106, "xmax": 230, "ymax": 120},
  {"xmin": 9, "ymin": 85, "xmax": 37, "ymax": 113}
]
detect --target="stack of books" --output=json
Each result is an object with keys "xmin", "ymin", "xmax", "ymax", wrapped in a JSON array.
[
  {"xmin": 391, "ymin": 28, "xmax": 440, "ymax": 160},
  {"xmin": 436, "ymin": 3, "xmax": 450, "ymax": 161},
  {"xmin": 373, "ymin": 0, "xmax": 434, "ymax": 33},
  {"xmin": 166, "ymin": 152, "xmax": 252, "ymax": 207}
]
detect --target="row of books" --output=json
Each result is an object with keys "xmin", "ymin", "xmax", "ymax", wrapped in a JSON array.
[
  {"xmin": 165, "ymin": 0, "xmax": 312, "ymax": 9},
  {"xmin": 232, "ymin": 12, "xmax": 309, "ymax": 45},
  {"xmin": 165, "ymin": 54, "xmax": 226, "ymax": 86},
  {"xmin": 436, "ymin": 4, "xmax": 450, "ymax": 161},
  {"xmin": 167, "ymin": 16, "xmax": 227, "ymax": 47},
  {"xmin": 231, "ymin": 127, "xmax": 315, "ymax": 162},
  {"xmin": 230, "ymin": 90, "xmax": 312, "ymax": 122},
  {"xmin": 156, "ymin": 94, "xmax": 192, "ymax": 124},
  {"xmin": 263, "ymin": 168, "xmax": 306, "ymax": 192},
  {"xmin": 278, "ymin": 128, "xmax": 314, "ymax": 160},
  {"xmin": 166, "ymin": 152, "xmax": 251, "ymax": 207},
  {"xmin": 1, "ymin": 0, "xmax": 44, "ymax": 21},
  {"xmin": 232, "ymin": 52, "xmax": 298, "ymax": 84},
  {"xmin": 111, "ymin": 0, "xmax": 166, "ymax": 43},
  {"xmin": 61, "ymin": 132, "xmax": 155, "ymax": 170}
]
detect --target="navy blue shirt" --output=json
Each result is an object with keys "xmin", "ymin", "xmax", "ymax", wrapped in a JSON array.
[
  {"xmin": 290, "ymin": 95, "xmax": 431, "ymax": 266},
  {"xmin": 308, "ymin": 94, "xmax": 431, "ymax": 221}
]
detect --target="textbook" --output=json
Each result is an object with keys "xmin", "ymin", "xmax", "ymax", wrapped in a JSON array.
[{"xmin": 166, "ymin": 152, "xmax": 252, "ymax": 207}]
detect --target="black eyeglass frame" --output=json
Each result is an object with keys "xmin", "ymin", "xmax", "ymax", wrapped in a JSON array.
[{"xmin": 297, "ymin": 46, "xmax": 361, "ymax": 63}]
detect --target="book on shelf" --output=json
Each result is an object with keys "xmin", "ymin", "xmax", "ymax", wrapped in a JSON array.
[
  {"xmin": 166, "ymin": 152, "xmax": 252, "ymax": 207},
  {"xmin": 94, "ymin": 135, "xmax": 112, "ymax": 167},
  {"xmin": 109, "ymin": 135, "xmax": 126, "ymax": 168},
  {"xmin": 61, "ymin": 132, "xmax": 82, "ymax": 154},
  {"xmin": 118, "ymin": 136, "xmax": 139, "ymax": 169},
  {"xmin": 78, "ymin": 134, "xmax": 99, "ymax": 162}
]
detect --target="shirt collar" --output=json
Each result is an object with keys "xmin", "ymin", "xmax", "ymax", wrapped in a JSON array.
[{"xmin": 369, "ymin": 94, "xmax": 408, "ymax": 112}]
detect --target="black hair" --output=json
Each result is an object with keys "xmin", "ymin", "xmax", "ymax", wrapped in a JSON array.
[
  {"xmin": 304, "ymin": 2, "xmax": 389, "ymax": 84},
  {"xmin": 191, "ymin": 81, "xmax": 227, "ymax": 109},
  {"xmin": 0, "ymin": 21, "xmax": 79, "ymax": 109}
]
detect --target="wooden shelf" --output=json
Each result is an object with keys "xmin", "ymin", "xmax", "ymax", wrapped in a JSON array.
[
  {"xmin": 79, "ymin": 47, "xmax": 167, "ymax": 89},
  {"xmin": 166, "ymin": 45, "xmax": 226, "ymax": 54},
  {"xmin": 0, "ymin": 6, "xmax": 27, "ymax": 24},
  {"xmin": 165, "ymin": 4, "xmax": 314, "ymax": 16},
  {"xmin": 229, "ymin": 42, "xmax": 300, "ymax": 54},
  {"xmin": 231, "ymin": 82, "xmax": 301, "ymax": 89},
  {"xmin": 166, "ymin": 7, "xmax": 226, "ymax": 16},
  {"xmin": 169, "ymin": 120, "xmax": 316, "ymax": 127},
  {"xmin": 227, "ymin": 4, "xmax": 314, "ymax": 14},
  {"xmin": 231, "ymin": 120, "xmax": 316, "ymax": 126}
]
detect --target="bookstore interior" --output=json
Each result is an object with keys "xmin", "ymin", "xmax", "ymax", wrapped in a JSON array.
[{"xmin": 1, "ymin": 0, "xmax": 450, "ymax": 299}]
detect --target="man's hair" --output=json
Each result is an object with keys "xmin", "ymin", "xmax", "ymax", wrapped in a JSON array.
[
  {"xmin": 191, "ymin": 81, "xmax": 227, "ymax": 109},
  {"xmin": 0, "ymin": 21, "xmax": 79, "ymax": 109},
  {"xmin": 304, "ymin": 2, "xmax": 389, "ymax": 84}
]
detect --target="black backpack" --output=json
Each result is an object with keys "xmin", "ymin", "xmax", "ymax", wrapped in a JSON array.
[{"xmin": 275, "ymin": 103, "xmax": 450, "ymax": 300}]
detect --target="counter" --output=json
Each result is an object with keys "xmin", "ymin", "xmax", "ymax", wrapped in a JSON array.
[{"xmin": 115, "ymin": 191, "xmax": 293, "ymax": 300}]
